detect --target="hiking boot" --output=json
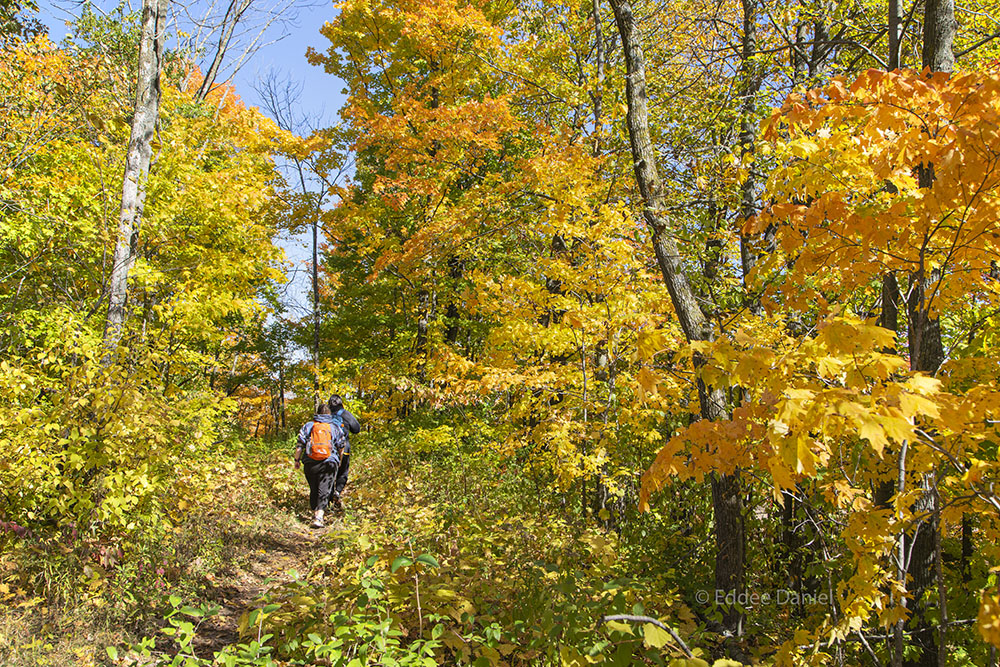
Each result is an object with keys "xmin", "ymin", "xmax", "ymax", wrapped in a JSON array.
[
  {"xmin": 311, "ymin": 509, "xmax": 324, "ymax": 528},
  {"xmin": 332, "ymin": 493, "xmax": 343, "ymax": 512}
]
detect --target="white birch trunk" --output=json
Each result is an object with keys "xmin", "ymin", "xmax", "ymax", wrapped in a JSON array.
[{"xmin": 103, "ymin": 0, "xmax": 170, "ymax": 357}]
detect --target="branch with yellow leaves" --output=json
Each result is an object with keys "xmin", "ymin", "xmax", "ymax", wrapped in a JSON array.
[{"xmin": 600, "ymin": 614, "xmax": 693, "ymax": 658}]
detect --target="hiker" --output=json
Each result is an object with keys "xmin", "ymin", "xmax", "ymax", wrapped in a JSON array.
[
  {"xmin": 293, "ymin": 396, "xmax": 361, "ymax": 527},
  {"xmin": 293, "ymin": 402, "xmax": 347, "ymax": 528},
  {"xmin": 327, "ymin": 393, "xmax": 361, "ymax": 511}
]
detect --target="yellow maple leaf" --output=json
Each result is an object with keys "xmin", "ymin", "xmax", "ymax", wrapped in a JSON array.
[{"xmin": 858, "ymin": 420, "xmax": 888, "ymax": 455}]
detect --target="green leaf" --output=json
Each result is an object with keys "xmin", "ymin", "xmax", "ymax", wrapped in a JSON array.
[
  {"xmin": 105, "ymin": 646, "xmax": 119, "ymax": 661},
  {"xmin": 415, "ymin": 554, "xmax": 440, "ymax": 568},
  {"xmin": 391, "ymin": 556, "xmax": 413, "ymax": 573}
]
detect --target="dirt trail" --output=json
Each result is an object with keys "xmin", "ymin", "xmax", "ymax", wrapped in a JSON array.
[{"xmin": 190, "ymin": 512, "xmax": 343, "ymax": 659}]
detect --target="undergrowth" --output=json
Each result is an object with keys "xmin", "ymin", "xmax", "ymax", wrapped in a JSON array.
[
  {"xmin": 110, "ymin": 421, "xmax": 726, "ymax": 666},
  {"xmin": 0, "ymin": 436, "xmax": 298, "ymax": 666},
  {"xmin": 4, "ymin": 422, "xmax": 740, "ymax": 666}
]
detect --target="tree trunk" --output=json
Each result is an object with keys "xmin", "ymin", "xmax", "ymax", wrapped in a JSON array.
[
  {"xmin": 445, "ymin": 255, "xmax": 463, "ymax": 344},
  {"xmin": 416, "ymin": 287, "xmax": 430, "ymax": 381},
  {"xmin": 908, "ymin": 262, "xmax": 944, "ymax": 374},
  {"xmin": 934, "ymin": 487, "xmax": 948, "ymax": 667},
  {"xmin": 738, "ymin": 0, "xmax": 761, "ymax": 301},
  {"xmin": 898, "ymin": 204, "xmax": 944, "ymax": 667},
  {"xmin": 889, "ymin": 0, "xmax": 903, "ymax": 69},
  {"xmin": 278, "ymin": 360, "xmax": 286, "ymax": 430},
  {"xmin": 961, "ymin": 514, "xmax": 973, "ymax": 583},
  {"xmin": 609, "ymin": 0, "xmax": 745, "ymax": 636},
  {"xmin": 792, "ymin": 18, "xmax": 809, "ymax": 83},
  {"xmin": 900, "ymin": 16, "xmax": 954, "ymax": 664},
  {"xmin": 903, "ymin": 257, "xmax": 943, "ymax": 667},
  {"xmin": 881, "ymin": 272, "xmax": 900, "ymax": 333},
  {"xmin": 313, "ymin": 214, "xmax": 320, "ymax": 405},
  {"xmin": 892, "ymin": 439, "xmax": 909, "ymax": 667},
  {"xmin": 922, "ymin": 0, "xmax": 957, "ymax": 73},
  {"xmin": 104, "ymin": 0, "xmax": 169, "ymax": 357},
  {"xmin": 903, "ymin": 475, "xmax": 939, "ymax": 667},
  {"xmin": 540, "ymin": 234, "xmax": 568, "ymax": 328},
  {"xmin": 809, "ymin": 0, "xmax": 832, "ymax": 78}
]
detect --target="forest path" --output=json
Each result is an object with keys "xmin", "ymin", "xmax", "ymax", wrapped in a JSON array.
[{"xmin": 189, "ymin": 506, "xmax": 346, "ymax": 659}]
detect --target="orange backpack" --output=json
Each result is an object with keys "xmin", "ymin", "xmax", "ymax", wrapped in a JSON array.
[{"xmin": 307, "ymin": 423, "xmax": 334, "ymax": 461}]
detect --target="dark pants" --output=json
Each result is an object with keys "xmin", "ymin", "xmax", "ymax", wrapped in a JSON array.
[
  {"xmin": 303, "ymin": 459, "xmax": 339, "ymax": 511},
  {"xmin": 334, "ymin": 454, "xmax": 350, "ymax": 496}
]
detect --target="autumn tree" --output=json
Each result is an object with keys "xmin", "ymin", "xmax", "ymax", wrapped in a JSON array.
[{"xmin": 0, "ymin": 8, "xmax": 293, "ymax": 552}]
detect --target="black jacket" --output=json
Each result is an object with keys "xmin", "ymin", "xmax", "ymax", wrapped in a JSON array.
[{"xmin": 338, "ymin": 408, "xmax": 361, "ymax": 436}]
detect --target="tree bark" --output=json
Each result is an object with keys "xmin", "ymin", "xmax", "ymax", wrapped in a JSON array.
[
  {"xmin": 738, "ymin": 0, "xmax": 762, "ymax": 304},
  {"xmin": 903, "ymin": 476, "xmax": 939, "ymax": 667},
  {"xmin": 278, "ymin": 360, "xmax": 286, "ymax": 430},
  {"xmin": 445, "ymin": 255, "xmax": 463, "ymax": 344},
  {"xmin": 809, "ymin": 0, "xmax": 832, "ymax": 78},
  {"xmin": 104, "ymin": 0, "xmax": 169, "ymax": 357},
  {"xmin": 961, "ymin": 514, "xmax": 973, "ymax": 583},
  {"xmin": 934, "ymin": 487, "xmax": 948, "ymax": 667},
  {"xmin": 922, "ymin": 0, "xmax": 957, "ymax": 73},
  {"xmin": 903, "ymin": 260, "xmax": 943, "ymax": 667},
  {"xmin": 881, "ymin": 272, "xmax": 900, "ymax": 333},
  {"xmin": 893, "ymin": 439, "xmax": 909, "ymax": 667},
  {"xmin": 900, "ymin": 16, "xmax": 954, "ymax": 663},
  {"xmin": 889, "ymin": 0, "xmax": 903, "ymax": 69},
  {"xmin": 416, "ymin": 287, "xmax": 430, "ymax": 380},
  {"xmin": 609, "ymin": 0, "xmax": 744, "ymax": 636},
  {"xmin": 313, "ymin": 213, "xmax": 320, "ymax": 405},
  {"xmin": 792, "ymin": 19, "xmax": 809, "ymax": 83}
]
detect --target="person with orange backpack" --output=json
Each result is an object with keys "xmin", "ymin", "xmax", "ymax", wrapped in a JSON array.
[{"xmin": 293, "ymin": 402, "xmax": 349, "ymax": 528}]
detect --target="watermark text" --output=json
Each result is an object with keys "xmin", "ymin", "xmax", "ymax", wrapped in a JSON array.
[{"xmin": 693, "ymin": 589, "xmax": 832, "ymax": 607}]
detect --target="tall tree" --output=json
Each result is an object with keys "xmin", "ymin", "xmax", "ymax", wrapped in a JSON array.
[
  {"xmin": 608, "ymin": 0, "xmax": 745, "ymax": 636},
  {"xmin": 103, "ymin": 0, "xmax": 169, "ymax": 354},
  {"xmin": 899, "ymin": 5, "xmax": 957, "ymax": 665}
]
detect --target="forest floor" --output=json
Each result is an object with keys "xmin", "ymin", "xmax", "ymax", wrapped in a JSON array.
[{"xmin": 0, "ymin": 446, "xmax": 345, "ymax": 667}]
